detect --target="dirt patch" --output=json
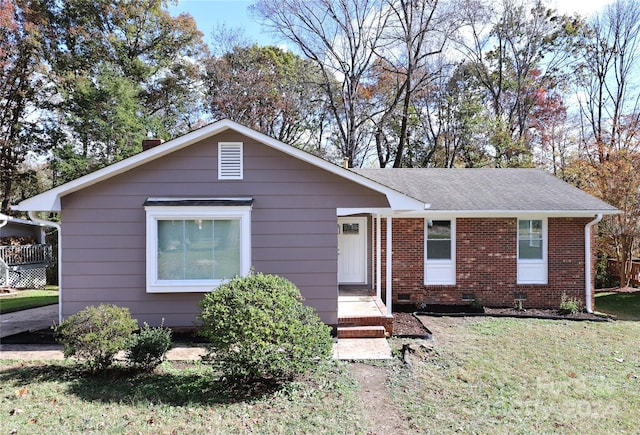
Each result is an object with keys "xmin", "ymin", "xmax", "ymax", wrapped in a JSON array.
[{"xmin": 348, "ymin": 363, "xmax": 409, "ymax": 435}]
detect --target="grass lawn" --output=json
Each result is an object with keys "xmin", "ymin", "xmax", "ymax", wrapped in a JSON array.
[
  {"xmin": 2, "ymin": 317, "xmax": 639, "ymax": 433},
  {"xmin": 1, "ymin": 360, "xmax": 366, "ymax": 434},
  {"xmin": 389, "ymin": 317, "xmax": 640, "ymax": 433},
  {"xmin": 0, "ymin": 286, "xmax": 58, "ymax": 314},
  {"xmin": 595, "ymin": 291, "xmax": 640, "ymax": 321}
]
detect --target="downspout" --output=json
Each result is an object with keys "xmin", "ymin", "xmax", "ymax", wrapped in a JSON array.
[
  {"xmin": 28, "ymin": 211, "xmax": 62, "ymax": 323},
  {"xmin": 585, "ymin": 213, "xmax": 603, "ymax": 313}
]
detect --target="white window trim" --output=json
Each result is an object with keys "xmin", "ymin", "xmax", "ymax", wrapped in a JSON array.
[
  {"xmin": 517, "ymin": 217, "xmax": 548, "ymax": 285},
  {"xmin": 424, "ymin": 218, "xmax": 456, "ymax": 285},
  {"xmin": 218, "ymin": 142, "xmax": 243, "ymax": 180},
  {"xmin": 145, "ymin": 205, "xmax": 251, "ymax": 293}
]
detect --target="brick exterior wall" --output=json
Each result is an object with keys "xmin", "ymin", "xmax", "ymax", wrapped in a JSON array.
[{"xmin": 377, "ymin": 217, "xmax": 595, "ymax": 310}]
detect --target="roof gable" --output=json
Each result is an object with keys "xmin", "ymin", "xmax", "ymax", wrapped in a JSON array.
[{"xmin": 13, "ymin": 120, "xmax": 424, "ymax": 212}]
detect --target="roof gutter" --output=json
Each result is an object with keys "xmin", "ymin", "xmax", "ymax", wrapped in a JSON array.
[
  {"xmin": 28, "ymin": 211, "xmax": 62, "ymax": 323},
  {"xmin": 585, "ymin": 213, "xmax": 603, "ymax": 313}
]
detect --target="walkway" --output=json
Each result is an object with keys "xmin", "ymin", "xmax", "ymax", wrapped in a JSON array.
[
  {"xmin": 1, "ymin": 305, "xmax": 391, "ymax": 361},
  {"xmin": 1, "ymin": 304, "xmax": 58, "ymax": 338}
]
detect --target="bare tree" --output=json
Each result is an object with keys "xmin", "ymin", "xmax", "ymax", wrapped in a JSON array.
[
  {"xmin": 252, "ymin": 0, "xmax": 389, "ymax": 166},
  {"xmin": 574, "ymin": 0, "xmax": 640, "ymax": 286},
  {"xmin": 576, "ymin": 0, "xmax": 640, "ymax": 161},
  {"xmin": 372, "ymin": 0, "xmax": 455, "ymax": 167},
  {"xmin": 452, "ymin": 0, "xmax": 579, "ymax": 167}
]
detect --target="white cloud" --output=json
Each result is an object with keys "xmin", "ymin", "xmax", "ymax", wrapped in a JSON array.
[{"xmin": 550, "ymin": 0, "xmax": 615, "ymax": 17}]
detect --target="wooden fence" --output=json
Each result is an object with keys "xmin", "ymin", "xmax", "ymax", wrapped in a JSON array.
[{"xmin": 608, "ymin": 259, "xmax": 640, "ymax": 286}]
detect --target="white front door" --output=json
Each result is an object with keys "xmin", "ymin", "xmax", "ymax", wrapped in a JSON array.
[{"xmin": 338, "ymin": 217, "xmax": 367, "ymax": 284}]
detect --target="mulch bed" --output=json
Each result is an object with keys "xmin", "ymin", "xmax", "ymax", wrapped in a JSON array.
[
  {"xmin": 482, "ymin": 307, "xmax": 607, "ymax": 321},
  {"xmin": 392, "ymin": 312, "xmax": 430, "ymax": 336}
]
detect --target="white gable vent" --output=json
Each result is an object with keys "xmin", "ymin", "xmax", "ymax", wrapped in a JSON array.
[{"xmin": 218, "ymin": 142, "xmax": 243, "ymax": 180}]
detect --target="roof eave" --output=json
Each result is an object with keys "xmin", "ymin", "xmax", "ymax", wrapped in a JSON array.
[{"xmin": 393, "ymin": 209, "xmax": 620, "ymax": 218}]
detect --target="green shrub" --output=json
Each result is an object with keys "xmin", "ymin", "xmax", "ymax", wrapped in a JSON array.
[
  {"xmin": 126, "ymin": 321, "xmax": 173, "ymax": 372},
  {"xmin": 54, "ymin": 304, "xmax": 138, "ymax": 372},
  {"xmin": 197, "ymin": 273, "xmax": 333, "ymax": 381},
  {"xmin": 595, "ymin": 255, "xmax": 619, "ymax": 289},
  {"xmin": 559, "ymin": 292, "xmax": 582, "ymax": 315}
]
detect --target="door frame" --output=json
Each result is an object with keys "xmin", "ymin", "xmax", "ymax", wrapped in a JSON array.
[{"xmin": 337, "ymin": 216, "xmax": 368, "ymax": 285}]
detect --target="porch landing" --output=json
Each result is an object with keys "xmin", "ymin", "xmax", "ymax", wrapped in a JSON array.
[{"xmin": 338, "ymin": 291, "xmax": 393, "ymax": 339}]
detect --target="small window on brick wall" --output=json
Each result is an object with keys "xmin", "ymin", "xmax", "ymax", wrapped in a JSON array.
[
  {"xmin": 517, "ymin": 218, "xmax": 547, "ymax": 284},
  {"xmin": 424, "ymin": 218, "xmax": 456, "ymax": 285}
]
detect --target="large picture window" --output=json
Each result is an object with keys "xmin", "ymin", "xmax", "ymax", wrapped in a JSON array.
[
  {"xmin": 145, "ymin": 200, "xmax": 251, "ymax": 292},
  {"xmin": 157, "ymin": 219, "xmax": 241, "ymax": 280},
  {"xmin": 424, "ymin": 219, "xmax": 456, "ymax": 285},
  {"xmin": 517, "ymin": 218, "xmax": 547, "ymax": 284}
]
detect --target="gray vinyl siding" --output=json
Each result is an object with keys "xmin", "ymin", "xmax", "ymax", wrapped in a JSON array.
[{"xmin": 59, "ymin": 131, "xmax": 388, "ymax": 326}]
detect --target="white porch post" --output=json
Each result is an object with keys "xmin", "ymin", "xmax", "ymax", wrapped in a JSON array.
[
  {"xmin": 376, "ymin": 214, "xmax": 381, "ymax": 300},
  {"xmin": 386, "ymin": 216, "xmax": 393, "ymax": 317}
]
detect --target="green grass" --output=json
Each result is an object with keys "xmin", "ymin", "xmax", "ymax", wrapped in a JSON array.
[
  {"xmin": 2, "ymin": 317, "xmax": 639, "ymax": 433},
  {"xmin": 0, "ymin": 287, "xmax": 58, "ymax": 314},
  {"xmin": 1, "ymin": 360, "xmax": 367, "ymax": 434},
  {"xmin": 595, "ymin": 291, "xmax": 640, "ymax": 320},
  {"xmin": 388, "ymin": 317, "xmax": 640, "ymax": 433}
]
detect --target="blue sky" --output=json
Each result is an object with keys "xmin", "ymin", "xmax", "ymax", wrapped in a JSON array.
[
  {"xmin": 168, "ymin": 0, "xmax": 613, "ymax": 50},
  {"xmin": 167, "ymin": 0, "xmax": 280, "ymax": 47}
]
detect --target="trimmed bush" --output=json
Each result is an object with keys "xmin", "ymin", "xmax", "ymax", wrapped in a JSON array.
[
  {"xmin": 54, "ymin": 304, "xmax": 138, "ymax": 372},
  {"xmin": 126, "ymin": 322, "xmax": 173, "ymax": 372},
  {"xmin": 197, "ymin": 273, "xmax": 333, "ymax": 381}
]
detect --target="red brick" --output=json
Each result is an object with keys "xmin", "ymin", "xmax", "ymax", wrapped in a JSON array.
[{"xmin": 375, "ymin": 217, "xmax": 594, "ymax": 310}]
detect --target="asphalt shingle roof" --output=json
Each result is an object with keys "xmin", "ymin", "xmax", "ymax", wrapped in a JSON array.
[{"xmin": 350, "ymin": 168, "xmax": 618, "ymax": 212}]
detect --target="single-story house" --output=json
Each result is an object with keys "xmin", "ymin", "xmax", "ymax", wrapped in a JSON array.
[{"xmin": 13, "ymin": 120, "xmax": 618, "ymax": 331}]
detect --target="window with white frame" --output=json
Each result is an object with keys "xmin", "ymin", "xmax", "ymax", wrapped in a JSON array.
[
  {"xmin": 145, "ymin": 199, "xmax": 252, "ymax": 292},
  {"xmin": 424, "ymin": 219, "xmax": 456, "ymax": 285},
  {"xmin": 517, "ymin": 218, "xmax": 547, "ymax": 284}
]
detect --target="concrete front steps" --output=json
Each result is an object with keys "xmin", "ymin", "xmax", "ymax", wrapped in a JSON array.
[
  {"xmin": 337, "ymin": 310, "xmax": 393, "ymax": 338},
  {"xmin": 337, "ymin": 325, "xmax": 386, "ymax": 338},
  {"xmin": 337, "ymin": 294, "xmax": 393, "ymax": 338}
]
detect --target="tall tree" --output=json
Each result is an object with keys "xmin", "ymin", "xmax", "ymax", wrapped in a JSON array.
[
  {"xmin": 573, "ymin": 0, "xmax": 640, "ymax": 285},
  {"xmin": 204, "ymin": 45, "xmax": 329, "ymax": 153},
  {"xmin": 252, "ymin": 0, "xmax": 389, "ymax": 167},
  {"xmin": 43, "ymin": 0, "xmax": 207, "ymax": 184},
  {"xmin": 0, "ymin": 0, "xmax": 50, "ymax": 213},
  {"xmin": 372, "ymin": 0, "xmax": 452, "ymax": 167},
  {"xmin": 453, "ymin": 0, "xmax": 581, "ymax": 167}
]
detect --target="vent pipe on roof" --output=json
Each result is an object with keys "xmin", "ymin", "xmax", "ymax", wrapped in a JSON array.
[
  {"xmin": 142, "ymin": 139, "xmax": 163, "ymax": 151},
  {"xmin": 343, "ymin": 158, "xmax": 349, "ymax": 169}
]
